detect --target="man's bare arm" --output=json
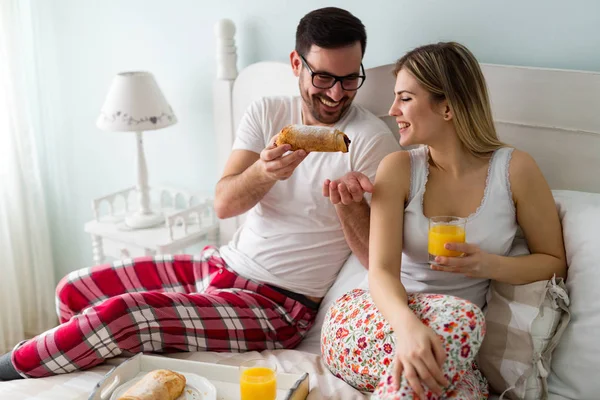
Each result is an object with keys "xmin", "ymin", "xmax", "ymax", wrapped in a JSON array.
[
  {"xmin": 335, "ymin": 200, "xmax": 370, "ymax": 267},
  {"xmin": 323, "ymin": 172, "xmax": 374, "ymax": 268},
  {"xmin": 214, "ymin": 150, "xmax": 276, "ymax": 219},
  {"xmin": 214, "ymin": 140, "xmax": 307, "ymax": 219}
]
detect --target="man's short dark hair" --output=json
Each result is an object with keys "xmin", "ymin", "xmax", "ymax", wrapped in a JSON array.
[{"xmin": 295, "ymin": 7, "xmax": 367, "ymax": 58}]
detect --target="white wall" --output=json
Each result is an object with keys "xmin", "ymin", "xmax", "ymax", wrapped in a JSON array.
[{"xmin": 31, "ymin": 0, "xmax": 600, "ymax": 280}]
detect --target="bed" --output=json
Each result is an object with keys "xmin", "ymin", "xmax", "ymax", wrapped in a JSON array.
[{"xmin": 2, "ymin": 18, "xmax": 600, "ymax": 400}]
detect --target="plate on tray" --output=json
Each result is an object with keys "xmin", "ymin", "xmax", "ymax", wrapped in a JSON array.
[{"xmin": 109, "ymin": 371, "xmax": 217, "ymax": 400}]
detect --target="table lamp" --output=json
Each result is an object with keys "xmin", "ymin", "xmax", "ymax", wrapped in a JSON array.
[{"xmin": 96, "ymin": 71, "xmax": 177, "ymax": 229}]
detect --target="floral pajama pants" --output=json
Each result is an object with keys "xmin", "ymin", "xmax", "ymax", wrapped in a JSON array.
[{"xmin": 321, "ymin": 289, "xmax": 488, "ymax": 399}]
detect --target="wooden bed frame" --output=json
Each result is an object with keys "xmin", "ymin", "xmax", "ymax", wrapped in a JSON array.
[{"xmin": 213, "ymin": 18, "xmax": 600, "ymax": 245}]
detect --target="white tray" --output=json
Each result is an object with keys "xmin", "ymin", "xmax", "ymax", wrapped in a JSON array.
[{"xmin": 89, "ymin": 353, "xmax": 310, "ymax": 400}]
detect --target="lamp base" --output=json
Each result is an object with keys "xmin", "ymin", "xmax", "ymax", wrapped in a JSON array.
[{"xmin": 125, "ymin": 211, "xmax": 164, "ymax": 229}]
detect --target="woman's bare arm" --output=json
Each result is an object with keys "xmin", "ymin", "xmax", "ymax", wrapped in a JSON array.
[
  {"xmin": 368, "ymin": 151, "xmax": 415, "ymax": 330},
  {"xmin": 486, "ymin": 150, "xmax": 567, "ymax": 284}
]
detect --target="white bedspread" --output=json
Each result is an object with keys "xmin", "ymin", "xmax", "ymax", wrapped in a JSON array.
[{"xmin": 0, "ymin": 350, "xmax": 369, "ymax": 400}]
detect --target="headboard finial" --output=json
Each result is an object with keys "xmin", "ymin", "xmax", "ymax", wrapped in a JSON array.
[
  {"xmin": 215, "ymin": 19, "xmax": 238, "ymax": 80},
  {"xmin": 215, "ymin": 18, "xmax": 236, "ymax": 38}
]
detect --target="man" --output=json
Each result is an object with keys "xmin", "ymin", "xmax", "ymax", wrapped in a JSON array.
[{"xmin": 0, "ymin": 7, "xmax": 399, "ymax": 380}]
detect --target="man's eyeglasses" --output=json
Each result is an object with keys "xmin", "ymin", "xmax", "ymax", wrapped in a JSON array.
[{"xmin": 299, "ymin": 54, "xmax": 366, "ymax": 91}]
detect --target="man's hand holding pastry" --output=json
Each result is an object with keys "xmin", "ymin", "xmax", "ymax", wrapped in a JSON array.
[
  {"xmin": 323, "ymin": 172, "xmax": 373, "ymax": 205},
  {"xmin": 259, "ymin": 135, "xmax": 308, "ymax": 181}
]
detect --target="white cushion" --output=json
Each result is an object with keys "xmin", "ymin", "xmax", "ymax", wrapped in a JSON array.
[
  {"xmin": 547, "ymin": 190, "xmax": 600, "ymax": 399},
  {"xmin": 296, "ymin": 254, "xmax": 368, "ymax": 354}
]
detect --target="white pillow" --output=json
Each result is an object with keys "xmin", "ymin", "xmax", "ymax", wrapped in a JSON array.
[
  {"xmin": 547, "ymin": 190, "xmax": 600, "ymax": 399},
  {"xmin": 296, "ymin": 254, "xmax": 368, "ymax": 354}
]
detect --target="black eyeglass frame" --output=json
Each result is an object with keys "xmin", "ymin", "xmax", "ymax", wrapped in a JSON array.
[{"xmin": 299, "ymin": 54, "xmax": 366, "ymax": 91}]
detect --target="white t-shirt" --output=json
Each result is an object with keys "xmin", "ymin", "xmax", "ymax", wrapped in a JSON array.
[{"xmin": 219, "ymin": 96, "xmax": 400, "ymax": 297}]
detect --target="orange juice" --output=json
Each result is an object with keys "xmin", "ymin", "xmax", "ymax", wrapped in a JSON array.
[
  {"xmin": 428, "ymin": 224, "xmax": 466, "ymax": 260},
  {"xmin": 240, "ymin": 366, "xmax": 277, "ymax": 400}
]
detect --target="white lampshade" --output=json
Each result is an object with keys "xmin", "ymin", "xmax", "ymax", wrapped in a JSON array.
[{"xmin": 96, "ymin": 71, "xmax": 177, "ymax": 132}]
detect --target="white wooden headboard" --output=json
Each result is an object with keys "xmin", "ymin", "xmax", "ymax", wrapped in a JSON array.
[{"xmin": 213, "ymin": 19, "xmax": 600, "ymax": 245}]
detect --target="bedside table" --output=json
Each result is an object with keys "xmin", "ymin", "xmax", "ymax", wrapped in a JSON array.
[{"xmin": 84, "ymin": 186, "xmax": 219, "ymax": 264}]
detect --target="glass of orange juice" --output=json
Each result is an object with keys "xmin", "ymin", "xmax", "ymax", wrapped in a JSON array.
[
  {"xmin": 239, "ymin": 359, "xmax": 277, "ymax": 400},
  {"xmin": 428, "ymin": 216, "xmax": 466, "ymax": 264}
]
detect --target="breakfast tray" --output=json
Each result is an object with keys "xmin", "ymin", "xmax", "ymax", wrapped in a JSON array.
[{"xmin": 89, "ymin": 353, "xmax": 309, "ymax": 400}]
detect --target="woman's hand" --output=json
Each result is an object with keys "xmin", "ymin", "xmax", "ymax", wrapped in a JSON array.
[
  {"xmin": 393, "ymin": 319, "xmax": 449, "ymax": 399},
  {"xmin": 431, "ymin": 242, "xmax": 493, "ymax": 279}
]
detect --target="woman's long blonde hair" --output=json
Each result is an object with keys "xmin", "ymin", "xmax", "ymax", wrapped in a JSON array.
[{"xmin": 393, "ymin": 42, "xmax": 506, "ymax": 156}]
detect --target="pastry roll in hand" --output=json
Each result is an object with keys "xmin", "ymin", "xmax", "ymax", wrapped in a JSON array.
[
  {"xmin": 118, "ymin": 369, "xmax": 186, "ymax": 400},
  {"xmin": 275, "ymin": 124, "xmax": 351, "ymax": 153}
]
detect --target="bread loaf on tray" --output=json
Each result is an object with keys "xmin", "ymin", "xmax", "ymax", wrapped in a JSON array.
[{"xmin": 117, "ymin": 369, "xmax": 186, "ymax": 400}]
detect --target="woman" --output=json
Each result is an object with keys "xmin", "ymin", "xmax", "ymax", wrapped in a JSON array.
[{"xmin": 321, "ymin": 42, "xmax": 566, "ymax": 399}]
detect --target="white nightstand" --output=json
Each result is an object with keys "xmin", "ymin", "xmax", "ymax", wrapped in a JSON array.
[{"xmin": 84, "ymin": 186, "xmax": 219, "ymax": 264}]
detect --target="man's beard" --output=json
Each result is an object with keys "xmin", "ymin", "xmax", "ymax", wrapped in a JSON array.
[{"xmin": 300, "ymin": 83, "xmax": 353, "ymax": 125}]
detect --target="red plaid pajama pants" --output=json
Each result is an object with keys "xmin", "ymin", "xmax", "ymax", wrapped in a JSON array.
[{"xmin": 11, "ymin": 246, "xmax": 317, "ymax": 378}]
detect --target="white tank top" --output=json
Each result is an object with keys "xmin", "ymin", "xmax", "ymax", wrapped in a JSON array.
[{"xmin": 401, "ymin": 146, "xmax": 518, "ymax": 309}]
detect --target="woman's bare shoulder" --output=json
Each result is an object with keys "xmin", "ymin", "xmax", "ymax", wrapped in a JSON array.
[
  {"xmin": 508, "ymin": 148, "xmax": 549, "ymax": 201},
  {"xmin": 508, "ymin": 149, "xmax": 542, "ymax": 179},
  {"xmin": 380, "ymin": 149, "xmax": 412, "ymax": 169},
  {"xmin": 375, "ymin": 150, "xmax": 412, "ymax": 196},
  {"xmin": 509, "ymin": 148, "xmax": 537, "ymax": 168}
]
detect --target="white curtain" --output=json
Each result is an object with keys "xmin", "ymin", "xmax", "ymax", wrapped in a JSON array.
[{"xmin": 0, "ymin": 0, "xmax": 58, "ymax": 353}]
